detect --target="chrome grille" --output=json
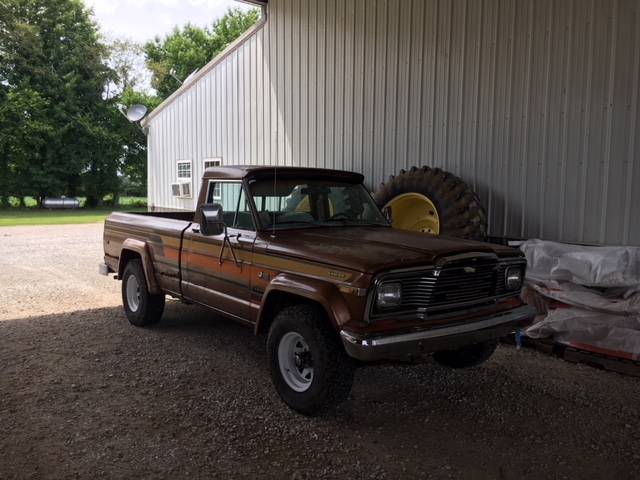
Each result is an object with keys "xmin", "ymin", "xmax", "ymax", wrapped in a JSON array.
[{"xmin": 372, "ymin": 259, "xmax": 525, "ymax": 317}]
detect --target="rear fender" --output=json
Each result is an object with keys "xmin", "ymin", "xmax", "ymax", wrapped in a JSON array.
[
  {"xmin": 118, "ymin": 238, "xmax": 161, "ymax": 295},
  {"xmin": 255, "ymin": 273, "xmax": 352, "ymax": 334}
]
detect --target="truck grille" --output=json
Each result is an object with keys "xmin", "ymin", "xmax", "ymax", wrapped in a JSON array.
[{"xmin": 372, "ymin": 259, "xmax": 525, "ymax": 317}]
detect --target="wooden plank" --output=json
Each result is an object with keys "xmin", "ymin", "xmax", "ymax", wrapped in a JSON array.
[{"xmin": 502, "ymin": 335, "xmax": 640, "ymax": 377}]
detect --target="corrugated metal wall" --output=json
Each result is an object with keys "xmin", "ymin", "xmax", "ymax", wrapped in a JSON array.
[{"xmin": 147, "ymin": 0, "xmax": 640, "ymax": 246}]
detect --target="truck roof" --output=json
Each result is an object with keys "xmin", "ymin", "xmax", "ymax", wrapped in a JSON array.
[{"xmin": 203, "ymin": 165, "xmax": 365, "ymax": 183}]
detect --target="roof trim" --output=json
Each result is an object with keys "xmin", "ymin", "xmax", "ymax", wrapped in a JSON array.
[{"xmin": 142, "ymin": 2, "xmax": 268, "ymax": 127}]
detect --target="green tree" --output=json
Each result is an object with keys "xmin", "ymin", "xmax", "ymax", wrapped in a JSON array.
[
  {"xmin": 0, "ymin": 89, "xmax": 53, "ymax": 205},
  {"xmin": 144, "ymin": 7, "xmax": 260, "ymax": 100},
  {"xmin": 0, "ymin": 2, "xmax": 258, "ymax": 207},
  {"xmin": 102, "ymin": 38, "xmax": 162, "ymax": 204},
  {"xmin": 106, "ymin": 38, "xmax": 150, "ymax": 95},
  {"xmin": 115, "ymin": 87, "xmax": 162, "ymax": 200},
  {"xmin": 0, "ymin": 0, "xmax": 114, "ymax": 205}
]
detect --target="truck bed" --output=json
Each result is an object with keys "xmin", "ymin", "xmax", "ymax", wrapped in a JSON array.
[
  {"xmin": 103, "ymin": 211, "xmax": 194, "ymax": 296},
  {"xmin": 132, "ymin": 211, "xmax": 195, "ymax": 222}
]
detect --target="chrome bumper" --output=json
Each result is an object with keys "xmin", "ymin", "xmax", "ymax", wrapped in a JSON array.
[
  {"xmin": 340, "ymin": 304, "xmax": 536, "ymax": 363},
  {"xmin": 98, "ymin": 262, "xmax": 110, "ymax": 276}
]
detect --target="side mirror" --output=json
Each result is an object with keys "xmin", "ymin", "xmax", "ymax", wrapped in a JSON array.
[
  {"xmin": 198, "ymin": 203, "xmax": 225, "ymax": 236},
  {"xmin": 382, "ymin": 206, "xmax": 393, "ymax": 223}
]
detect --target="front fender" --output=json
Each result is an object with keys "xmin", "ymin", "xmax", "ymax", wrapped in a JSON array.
[
  {"xmin": 255, "ymin": 273, "xmax": 353, "ymax": 334},
  {"xmin": 118, "ymin": 238, "xmax": 161, "ymax": 295}
]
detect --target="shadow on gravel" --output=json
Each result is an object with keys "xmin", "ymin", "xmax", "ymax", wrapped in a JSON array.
[{"xmin": 1, "ymin": 301, "xmax": 639, "ymax": 479}]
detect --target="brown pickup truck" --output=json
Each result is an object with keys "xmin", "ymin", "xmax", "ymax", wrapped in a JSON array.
[{"xmin": 101, "ymin": 166, "xmax": 534, "ymax": 415}]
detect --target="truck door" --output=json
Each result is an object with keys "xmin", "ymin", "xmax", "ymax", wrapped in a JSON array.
[{"xmin": 182, "ymin": 180, "xmax": 256, "ymax": 322}]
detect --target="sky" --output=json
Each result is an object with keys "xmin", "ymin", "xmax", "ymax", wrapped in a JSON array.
[{"xmin": 85, "ymin": 0, "xmax": 252, "ymax": 43}]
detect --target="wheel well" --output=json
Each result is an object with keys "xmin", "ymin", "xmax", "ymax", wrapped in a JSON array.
[
  {"xmin": 257, "ymin": 291, "xmax": 331, "ymax": 335},
  {"xmin": 118, "ymin": 249, "xmax": 141, "ymax": 277}
]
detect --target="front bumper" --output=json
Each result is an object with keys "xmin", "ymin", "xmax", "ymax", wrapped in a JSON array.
[{"xmin": 340, "ymin": 304, "xmax": 535, "ymax": 362}]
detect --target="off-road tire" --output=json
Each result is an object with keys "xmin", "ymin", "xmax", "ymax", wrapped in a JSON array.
[
  {"xmin": 122, "ymin": 259, "xmax": 165, "ymax": 327},
  {"xmin": 433, "ymin": 339, "xmax": 498, "ymax": 369},
  {"xmin": 374, "ymin": 166, "xmax": 488, "ymax": 240},
  {"xmin": 267, "ymin": 304, "xmax": 355, "ymax": 416}
]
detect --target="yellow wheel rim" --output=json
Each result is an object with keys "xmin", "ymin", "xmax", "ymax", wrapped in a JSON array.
[{"xmin": 384, "ymin": 193, "xmax": 440, "ymax": 235}]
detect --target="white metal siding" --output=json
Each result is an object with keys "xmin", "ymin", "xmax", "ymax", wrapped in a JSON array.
[{"xmin": 147, "ymin": 0, "xmax": 640, "ymax": 246}]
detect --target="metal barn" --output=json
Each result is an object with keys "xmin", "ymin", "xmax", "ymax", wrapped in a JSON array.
[{"xmin": 142, "ymin": 0, "xmax": 640, "ymax": 246}]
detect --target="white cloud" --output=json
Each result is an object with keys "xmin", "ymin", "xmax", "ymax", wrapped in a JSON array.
[{"xmin": 84, "ymin": 0, "xmax": 252, "ymax": 42}]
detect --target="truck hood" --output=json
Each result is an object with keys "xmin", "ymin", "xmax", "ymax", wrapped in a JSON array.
[{"xmin": 265, "ymin": 226, "xmax": 520, "ymax": 274}]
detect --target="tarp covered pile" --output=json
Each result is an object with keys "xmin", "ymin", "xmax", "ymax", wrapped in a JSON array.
[{"xmin": 520, "ymin": 240, "xmax": 640, "ymax": 361}]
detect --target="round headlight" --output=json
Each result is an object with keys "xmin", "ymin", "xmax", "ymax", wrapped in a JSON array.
[
  {"xmin": 377, "ymin": 282, "xmax": 402, "ymax": 307},
  {"xmin": 505, "ymin": 266, "xmax": 523, "ymax": 290}
]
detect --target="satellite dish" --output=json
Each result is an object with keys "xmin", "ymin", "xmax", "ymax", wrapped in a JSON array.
[{"xmin": 125, "ymin": 104, "xmax": 148, "ymax": 123}]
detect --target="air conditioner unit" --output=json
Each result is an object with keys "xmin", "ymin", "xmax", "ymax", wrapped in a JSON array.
[{"xmin": 171, "ymin": 181, "xmax": 192, "ymax": 198}]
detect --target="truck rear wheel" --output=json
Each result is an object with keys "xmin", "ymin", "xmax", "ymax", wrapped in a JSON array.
[
  {"xmin": 433, "ymin": 339, "xmax": 498, "ymax": 369},
  {"xmin": 374, "ymin": 166, "xmax": 487, "ymax": 240},
  {"xmin": 122, "ymin": 259, "xmax": 165, "ymax": 327},
  {"xmin": 267, "ymin": 304, "xmax": 354, "ymax": 416}
]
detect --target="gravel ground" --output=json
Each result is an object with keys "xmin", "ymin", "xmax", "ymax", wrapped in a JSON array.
[
  {"xmin": 1, "ymin": 224, "xmax": 640, "ymax": 479},
  {"xmin": 0, "ymin": 224, "xmax": 120, "ymax": 320}
]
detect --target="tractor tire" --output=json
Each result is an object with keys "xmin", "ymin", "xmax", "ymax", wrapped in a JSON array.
[{"xmin": 374, "ymin": 166, "xmax": 487, "ymax": 240}]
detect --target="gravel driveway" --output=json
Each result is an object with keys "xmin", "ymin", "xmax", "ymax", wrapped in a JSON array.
[
  {"xmin": 0, "ymin": 224, "xmax": 120, "ymax": 320},
  {"xmin": 1, "ymin": 224, "xmax": 639, "ymax": 479}
]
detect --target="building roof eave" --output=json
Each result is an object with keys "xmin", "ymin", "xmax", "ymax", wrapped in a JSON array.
[{"xmin": 141, "ymin": 1, "xmax": 268, "ymax": 127}]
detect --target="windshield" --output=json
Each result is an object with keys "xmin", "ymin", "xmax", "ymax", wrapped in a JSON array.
[{"xmin": 249, "ymin": 178, "xmax": 389, "ymax": 230}]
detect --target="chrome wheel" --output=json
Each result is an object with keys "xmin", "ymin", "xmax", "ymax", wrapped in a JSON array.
[
  {"xmin": 126, "ymin": 274, "xmax": 141, "ymax": 312},
  {"xmin": 277, "ymin": 332, "xmax": 314, "ymax": 392}
]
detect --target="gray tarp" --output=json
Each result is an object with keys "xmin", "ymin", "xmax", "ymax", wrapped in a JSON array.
[{"xmin": 520, "ymin": 240, "xmax": 640, "ymax": 360}]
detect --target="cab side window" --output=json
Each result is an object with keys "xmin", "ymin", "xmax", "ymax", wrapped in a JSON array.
[{"xmin": 206, "ymin": 182, "xmax": 255, "ymax": 231}]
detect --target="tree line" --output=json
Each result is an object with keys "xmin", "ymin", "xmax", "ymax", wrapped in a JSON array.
[{"xmin": 0, "ymin": 0, "xmax": 259, "ymax": 207}]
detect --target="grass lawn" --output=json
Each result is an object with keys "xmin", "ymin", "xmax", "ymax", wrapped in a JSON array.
[{"xmin": 0, "ymin": 207, "xmax": 147, "ymax": 227}]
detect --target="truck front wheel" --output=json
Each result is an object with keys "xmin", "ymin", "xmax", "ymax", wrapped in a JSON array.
[
  {"xmin": 267, "ymin": 304, "xmax": 354, "ymax": 415},
  {"xmin": 121, "ymin": 258, "xmax": 165, "ymax": 327},
  {"xmin": 433, "ymin": 339, "xmax": 498, "ymax": 369}
]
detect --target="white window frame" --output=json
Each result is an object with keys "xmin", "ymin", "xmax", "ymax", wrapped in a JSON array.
[
  {"xmin": 204, "ymin": 158, "xmax": 223, "ymax": 200},
  {"xmin": 176, "ymin": 160, "xmax": 192, "ymax": 181},
  {"xmin": 203, "ymin": 157, "xmax": 222, "ymax": 170}
]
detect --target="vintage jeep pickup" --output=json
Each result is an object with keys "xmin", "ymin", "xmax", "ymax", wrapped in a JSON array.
[{"xmin": 101, "ymin": 166, "xmax": 534, "ymax": 414}]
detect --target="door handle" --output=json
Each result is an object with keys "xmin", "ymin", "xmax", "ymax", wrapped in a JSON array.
[{"xmin": 192, "ymin": 226, "xmax": 200, "ymax": 233}]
